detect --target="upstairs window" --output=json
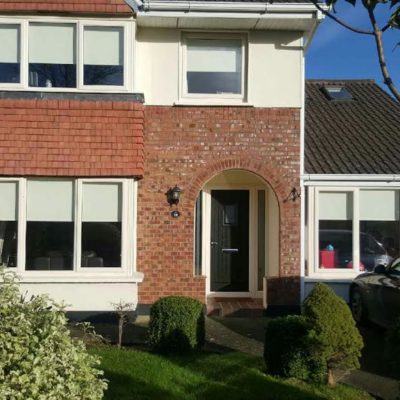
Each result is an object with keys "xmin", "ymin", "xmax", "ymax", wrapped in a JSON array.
[
  {"xmin": 182, "ymin": 34, "xmax": 246, "ymax": 100},
  {"xmin": 29, "ymin": 23, "xmax": 77, "ymax": 88},
  {"xmin": 0, "ymin": 19, "xmax": 131, "ymax": 91},
  {"xmin": 0, "ymin": 24, "xmax": 20, "ymax": 84},
  {"xmin": 84, "ymin": 26, "xmax": 124, "ymax": 86}
]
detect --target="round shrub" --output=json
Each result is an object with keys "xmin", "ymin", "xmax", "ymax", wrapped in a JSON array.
[
  {"xmin": 0, "ymin": 269, "xmax": 107, "ymax": 400},
  {"xmin": 264, "ymin": 315, "xmax": 325, "ymax": 382},
  {"xmin": 303, "ymin": 283, "xmax": 364, "ymax": 386},
  {"xmin": 148, "ymin": 295, "xmax": 205, "ymax": 353}
]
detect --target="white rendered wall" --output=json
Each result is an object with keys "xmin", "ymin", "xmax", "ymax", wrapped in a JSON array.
[
  {"xmin": 135, "ymin": 28, "xmax": 303, "ymax": 107},
  {"xmin": 20, "ymin": 282, "xmax": 138, "ymax": 311}
]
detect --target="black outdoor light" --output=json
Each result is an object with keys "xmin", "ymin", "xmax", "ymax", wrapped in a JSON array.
[{"xmin": 166, "ymin": 185, "xmax": 182, "ymax": 206}]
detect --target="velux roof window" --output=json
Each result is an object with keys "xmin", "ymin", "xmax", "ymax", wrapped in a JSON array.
[{"xmin": 322, "ymin": 86, "xmax": 353, "ymax": 101}]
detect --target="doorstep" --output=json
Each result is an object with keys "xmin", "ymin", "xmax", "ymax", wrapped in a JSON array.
[{"xmin": 207, "ymin": 297, "xmax": 264, "ymax": 318}]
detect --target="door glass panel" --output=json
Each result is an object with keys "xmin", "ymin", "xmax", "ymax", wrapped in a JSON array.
[
  {"xmin": 194, "ymin": 192, "xmax": 202, "ymax": 276},
  {"xmin": 257, "ymin": 190, "xmax": 265, "ymax": 291},
  {"xmin": 223, "ymin": 204, "xmax": 238, "ymax": 226}
]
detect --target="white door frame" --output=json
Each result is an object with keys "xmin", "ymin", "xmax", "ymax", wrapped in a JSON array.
[{"xmin": 202, "ymin": 184, "xmax": 266, "ymax": 298}]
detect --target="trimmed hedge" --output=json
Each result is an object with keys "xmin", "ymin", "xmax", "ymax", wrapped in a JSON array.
[
  {"xmin": 264, "ymin": 283, "xmax": 363, "ymax": 386},
  {"xmin": 264, "ymin": 315, "xmax": 325, "ymax": 382},
  {"xmin": 148, "ymin": 296, "xmax": 205, "ymax": 353},
  {"xmin": 303, "ymin": 283, "xmax": 364, "ymax": 385}
]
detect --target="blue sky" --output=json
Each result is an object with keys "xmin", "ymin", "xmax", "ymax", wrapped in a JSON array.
[{"xmin": 306, "ymin": 3, "xmax": 400, "ymax": 93}]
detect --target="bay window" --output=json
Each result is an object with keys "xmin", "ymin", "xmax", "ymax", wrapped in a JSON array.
[
  {"xmin": 81, "ymin": 182, "xmax": 122, "ymax": 268},
  {"xmin": 0, "ymin": 19, "xmax": 131, "ymax": 90},
  {"xmin": 310, "ymin": 187, "xmax": 398, "ymax": 275},
  {"xmin": 29, "ymin": 23, "xmax": 76, "ymax": 88},
  {"xmin": 83, "ymin": 26, "xmax": 124, "ymax": 86},
  {"xmin": 0, "ymin": 182, "xmax": 18, "ymax": 268},
  {"xmin": 0, "ymin": 24, "xmax": 20, "ymax": 84},
  {"xmin": 0, "ymin": 178, "xmax": 136, "ymax": 276}
]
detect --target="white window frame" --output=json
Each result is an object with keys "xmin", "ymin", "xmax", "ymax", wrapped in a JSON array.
[
  {"xmin": 0, "ymin": 16, "xmax": 134, "ymax": 93},
  {"xmin": 308, "ymin": 185, "xmax": 400, "ymax": 278},
  {"xmin": 180, "ymin": 32, "xmax": 247, "ymax": 103},
  {"xmin": 0, "ymin": 177, "xmax": 138, "ymax": 282}
]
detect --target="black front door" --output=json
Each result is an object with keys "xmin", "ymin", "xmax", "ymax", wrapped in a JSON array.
[{"xmin": 211, "ymin": 190, "xmax": 249, "ymax": 292}]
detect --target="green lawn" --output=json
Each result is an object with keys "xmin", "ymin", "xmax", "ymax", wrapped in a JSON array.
[{"xmin": 90, "ymin": 346, "xmax": 373, "ymax": 400}]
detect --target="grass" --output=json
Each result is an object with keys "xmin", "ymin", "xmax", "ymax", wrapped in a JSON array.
[{"xmin": 90, "ymin": 346, "xmax": 373, "ymax": 400}]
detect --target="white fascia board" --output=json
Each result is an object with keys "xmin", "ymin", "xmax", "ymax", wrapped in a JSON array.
[
  {"xmin": 139, "ymin": 1, "xmax": 323, "ymax": 14},
  {"xmin": 302, "ymin": 174, "xmax": 400, "ymax": 183}
]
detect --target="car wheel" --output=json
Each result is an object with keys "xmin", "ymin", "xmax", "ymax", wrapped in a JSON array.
[{"xmin": 350, "ymin": 287, "xmax": 368, "ymax": 325}]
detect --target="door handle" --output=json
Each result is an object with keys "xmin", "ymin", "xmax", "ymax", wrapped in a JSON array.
[{"xmin": 222, "ymin": 248, "xmax": 239, "ymax": 254}]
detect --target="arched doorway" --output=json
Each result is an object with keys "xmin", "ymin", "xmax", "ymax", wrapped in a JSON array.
[{"xmin": 194, "ymin": 169, "xmax": 279, "ymax": 299}]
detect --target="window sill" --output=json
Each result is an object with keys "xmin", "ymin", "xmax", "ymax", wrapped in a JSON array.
[
  {"xmin": 11, "ymin": 271, "xmax": 144, "ymax": 284},
  {"xmin": 174, "ymin": 100, "xmax": 253, "ymax": 107},
  {"xmin": 304, "ymin": 275, "xmax": 357, "ymax": 283}
]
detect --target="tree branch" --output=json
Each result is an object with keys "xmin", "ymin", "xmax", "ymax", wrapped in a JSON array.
[
  {"xmin": 311, "ymin": 0, "xmax": 374, "ymax": 35},
  {"xmin": 367, "ymin": 7, "xmax": 400, "ymax": 102}
]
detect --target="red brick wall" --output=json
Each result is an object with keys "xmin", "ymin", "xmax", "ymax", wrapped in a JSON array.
[
  {"xmin": 0, "ymin": 98, "xmax": 144, "ymax": 177},
  {"xmin": 137, "ymin": 106, "xmax": 301, "ymax": 306},
  {"xmin": 0, "ymin": 0, "xmax": 132, "ymax": 15}
]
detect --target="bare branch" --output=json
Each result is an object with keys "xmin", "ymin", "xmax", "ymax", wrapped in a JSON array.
[
  {"xmin": 311, "ymin": 0, "xmax": 374, "ymax": 35},
  {"xmin": 367, "ymin": 7, "xmax": 400, "ymax": 102}
]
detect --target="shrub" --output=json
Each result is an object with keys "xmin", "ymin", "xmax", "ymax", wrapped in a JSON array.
[
  {"xmin": 0, "ymin": 269, "xmax": 107, "ymax": 400},
  {"xmin": 148, "ymin": 295, "xmax": 205, "ymax": 353},
  {"xmin": 303, "ymin": 283, "xmax": 364, "ymax": 386},
  {"xmin": 264, "ymin": 315, "xmax": 325, "ymax": 382}
]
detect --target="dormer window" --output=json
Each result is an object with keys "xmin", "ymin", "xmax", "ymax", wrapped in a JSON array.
[
  {"xmin": 182, "ymin": 33, "xmax": 247, "ymax": 102},
  {"xmin": 0, "ymin": 19, "xmax": 131, "ymax": 92}
]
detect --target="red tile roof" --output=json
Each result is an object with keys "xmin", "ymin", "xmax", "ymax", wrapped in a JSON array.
[
  {"xmin": 305, "ymin": 80, "xmax": 400, "ymax": 175},
  {"xmin": 0, "ymin": 0, "xmax": 132, "ymax": 15}
]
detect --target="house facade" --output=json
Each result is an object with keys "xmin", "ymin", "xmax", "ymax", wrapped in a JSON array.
[{"xmin": 0, "ymin": 0, "xmax": 344, "ymax": 314}]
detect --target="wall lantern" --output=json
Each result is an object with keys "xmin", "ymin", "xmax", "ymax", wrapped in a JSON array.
[
  {"xmin": 288, "ymin": 187, "xmax": 301, "ymax": 202},
  {"xmin": 166, "ymin": 185, "xmax": 182, "ymax": 206}
]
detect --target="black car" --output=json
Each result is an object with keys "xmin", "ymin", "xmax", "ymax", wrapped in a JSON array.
[{"xmin": 350, "ymin": 257, "xmax": 400, "ymax": 327}]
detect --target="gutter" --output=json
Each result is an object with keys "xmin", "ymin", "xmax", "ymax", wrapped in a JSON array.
[
  {"xmin": 302, "ymin": 174, "xmax": 400, "ymax": 182},
  {"xmin": 140, "ymin": 1, "xmax": 320, "ymax": 13}
]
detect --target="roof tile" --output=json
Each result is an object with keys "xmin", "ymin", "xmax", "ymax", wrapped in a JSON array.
[{"xmin": 305, "ymin": 80, "xmax": 400, "ymax": 175}]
